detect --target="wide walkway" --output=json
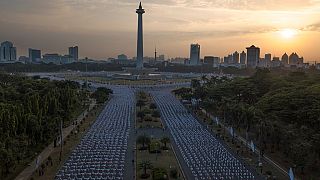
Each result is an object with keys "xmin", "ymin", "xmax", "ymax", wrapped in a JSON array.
[
  {"xmin": 55, "ymin": 87, "xmax": 135, "ymax": 180},
  {"xmin": 151, "ymin": 90, "xmax": 261, "ymax": 180}
]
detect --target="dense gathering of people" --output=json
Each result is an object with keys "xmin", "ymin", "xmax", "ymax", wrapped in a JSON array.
[
  {"xmin": 151, "ymin": 90, "xmax": 258, "ymax": 180},
  {"xmin": 54, "ymin": 83, "xmax": 260, "ymax": 179},
  {"xmin": 55, "ymin": 87, "xmax": 134, "ymax": 180}
]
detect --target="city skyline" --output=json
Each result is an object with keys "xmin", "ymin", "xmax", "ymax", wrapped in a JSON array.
[{"xmin": 0, "ymin": 0, "xmax": 320, "ymax": 61}]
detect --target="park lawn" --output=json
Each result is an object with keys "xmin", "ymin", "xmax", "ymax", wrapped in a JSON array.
[
  {"xmin": 29, "ymin": 105, "xmax": 104, "ymax": 180},
  {"xmin": 136, "ymin": 93, "xmax": 163, "ymax": 129},
  {"xmin": 136, "ymin": 143, "xmax": 183, "ymax": 180},
  {"xmin": 136, "ymin": 117, "xmax": 163, "ymax": 129}
]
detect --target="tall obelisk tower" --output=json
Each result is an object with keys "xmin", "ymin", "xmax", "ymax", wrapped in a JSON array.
[{"xmin": 136, "ymin": 2, "xmax": 145, "ymax": 69}]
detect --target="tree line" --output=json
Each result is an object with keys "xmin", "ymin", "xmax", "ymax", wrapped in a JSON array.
[
  {"xmin": 0, "ymin": 73, "xmax": 88, "ymax": 178},
  {"xmin": 175, "ymin": 69, "xmax": 320, "ymax": 178}
]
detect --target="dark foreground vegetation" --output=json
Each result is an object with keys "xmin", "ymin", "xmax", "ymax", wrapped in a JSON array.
[
  {"xmin": 174, "ymin": 69, "xmax": 320, "ymax": 179},
  {"xmin": 0, "ymin": 73, "xmax": 112, "ymax": 179}
]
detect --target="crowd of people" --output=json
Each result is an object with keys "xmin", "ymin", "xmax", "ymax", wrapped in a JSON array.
[
  {"xmin": 55, "ymin": 87, "xmax": 135, "ymax": 180},
  {"xmin": 151, "ymin": 90, "xmax": 259, "ymax": 180}
]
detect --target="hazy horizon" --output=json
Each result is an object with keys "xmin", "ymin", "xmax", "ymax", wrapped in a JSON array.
[{"xmin": 0, "ymin": 0, "xmax": 320, "ymax": 61}]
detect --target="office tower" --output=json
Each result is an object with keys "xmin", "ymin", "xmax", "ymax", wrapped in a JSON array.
[
  {"xmin": 1, "ymin": 41, "xmax": 17, "ymax": 61},
  {"xmin": 69, "ymin": 46, "xmax": 79, "ymax": 61},
  {"xmin": 29, "ymin": 48, "xmax": 41, "ymax": 63},
  {"xmin": 289, "ymin": 53, "xmax": 299, "ymax": 65},
  {"xmin": 224, "ymin": 54, "xmax": 233, "ymax": 64},
  {"xmin": 265, "ymin": 53, "xmax": 272, "ymax": 67},
  {"xmin": 190, "ymin": 44, "xmax": 200, "ymax": 66},
  {"xmin": 265, "ymin": 54, "xmax": 271, "ymax": 62},
  {"xmin": 136, "ymin": 2, "xmax": 145, "ymax": 69},
  {"xmin": 240, "ymin": 51, "xmax": 246, "ymax": 64},
  {"xmin": 233, "ymin": 51, "xmax": 240, "ymax": 64},
  {"xmin": 281, "ymin": 53, "xmax": 289, "ymax": 65},
  {"xmin": 246, "ymin": 45, "xmax": 260, "ymax": 68},
  {"xmin": 10, "ymin": 47, "xmax": 17, "ymax": 61}
]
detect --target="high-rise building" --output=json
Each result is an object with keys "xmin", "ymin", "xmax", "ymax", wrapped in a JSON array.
[
  {"xmin": 190, "ymin": 44, "xmax": 200, "ymax": 66},
  {"xmin": 10, "ymin": 47, "xmax": 17, "ymax": 61},
  {"xmin": 68, "ymin": 46, "xmax": 79, "ymax": 61},
  {"xmin": 246, "ymin": 45, "xmax": 260, "ymax": 68},
  {"xmin": 224, "ymin": 54, "xmax": 233, "ymax": 64},
  {"xmin": 281, "ymin": 53, "xmax": 289, "ymax": 65},
  {"xmin": 265, "ymin": 53, "xmax": 272, "ymax": 67},
  {"xmin": 1, "ymin": 41, "xmax": 17, "ymax": 61},
  {"xmin": 289, "ymin": 53, "xmax": 299, "ymax": 65},
  {"xmin": 29, "ymin": 48, "xmax": 41, "ymax": 63},
  {"xmin": 240, "ymin": 51, "xmax": 246, "ymax": 64},
  {"xmin": 233, "ymin": 51, "xmax": 240, "ymax": 64},
  {"xmin": 265, "ymin": 54, "xmax": 272, "ymax": 62}
]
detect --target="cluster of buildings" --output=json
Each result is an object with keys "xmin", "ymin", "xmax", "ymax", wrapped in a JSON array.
[
  {"xmin": 182, "ymin": 44, "xmax": 308, "ymax": 69},
  {"xmin": 0, "ymin": 40, "xmax": 313, "ymax": 69},
  {"xmin": 0, "ymin": 41, "xmax": 79, "ymax": 65},
  {"xmin": 108, "ymin": 50, "xmax": 166, "ymax": 66},
  {"xmin": 108, "ymin": 43, "xmax": 309, "ymax": 70}
]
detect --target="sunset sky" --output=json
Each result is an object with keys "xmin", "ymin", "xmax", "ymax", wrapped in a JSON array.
[{"xmin": 0, "ymin": 0, "xmax": 320, "ymax": 61}]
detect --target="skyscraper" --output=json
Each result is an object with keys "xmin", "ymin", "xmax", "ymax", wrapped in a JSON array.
[
  {"xmin": 246, "ymin": 45, "xmax": 260, "ymax": 68},
  {"xmin": 240, "ymin": 51, "xmax": 246, "ymax": 64},
  {"xmin": 69, "ymin": 46, "xmax": 79, "ymax": 61},
  {"xmin": 289, "ymin": 53, "xmax": 299, "ymax": 65},
  {"xmin": 29, "ymin": 48, "xmax": 41, "ymax": 63},
  {"xmin": 265, "ymin": 53, "xmax": 272, "ymax": 67},
  {"xmin": 136, "ymin": 2, "xmax": 145, "ymax": 69},
  {"xmin": 0, "ymin": 41, "xmax": 17, "ymax": 61},
  {"xmin": 233, "ymin": 51, "xmax": 240, "ymax": 64},
  {"xmin": 190, "ymin": 44, "xmax": 200, "ymax": 66},
  {"xmin": 281, "ymin": 53, "xmax": 289, "ymax": 65}
]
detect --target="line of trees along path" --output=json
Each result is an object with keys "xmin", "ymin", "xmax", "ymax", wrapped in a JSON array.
[{"xmin": 0, "ymin": 73, "xmax": 88, "ymax": 179}]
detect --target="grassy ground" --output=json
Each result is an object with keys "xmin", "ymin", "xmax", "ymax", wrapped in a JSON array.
[
  {"xmin": 136, "ymin": 93, "xmax": 162, "ymax": 129},
  {"xmin": 136, "ymin": 144, "xmax": 183, "ymax": 180},
  {"xmin": 135, "ymin": 91, "xmax": 184, "ymax": 180},
  {"xmin": 136, "ymin": 107, "xmax": 162, "ymax": 129},
  {"xmin": 28, "ymin": 105, "xmax": 104, "ymax": 180}
]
